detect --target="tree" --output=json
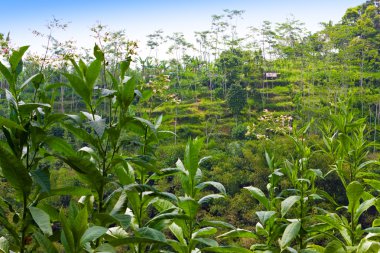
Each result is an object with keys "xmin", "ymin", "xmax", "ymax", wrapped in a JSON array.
[{"xmin": 226, "ymin": 84, "xmax": 247, "ymax": 123}]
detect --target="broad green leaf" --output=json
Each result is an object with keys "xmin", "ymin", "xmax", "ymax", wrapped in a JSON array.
[
  {"xmin": 94, "ymin": 243, "xmax": 116, "ymax": 253},
  {"xmin": 0, "ymin": 61, "xmax": 13, "ymax": 85},
  {"xmin": 357, "ymin": 239, "xmax": 380, "ymax": 253},
  {"xmin": 152, "ymin": 199, "xmax": 176, "ymax": 213},
  {"xmin": 109, "ymin": 190, "xmax": 127, "ymax": 216},
  {"xmin": 60, "ymin": 232, "xmax": 73, "ymax": 253},
  {"xmin": 36, "ymin": 203, "xmax": 59, "ymax": 221},
  {"xmin": 71, "ymin": 206, "xmax": 87, "ymax": 237},
  {"xmin": 347, "ymin": 181, "xmax": 364, "ymax": 214},
  {"xmin": 256, "ymin": 211, "xmax": 276, "ymax": 225},
  {"xmin": 29, "ymin": 207, "xmax": 53, "ymax": 236},
  {"xmin": 255, "ymin": 222, "xmax": 266, "ymax": 236},
  {"xmin": 200, "ymin": 220, "xmax": 235, "ymax": 230},
  {"xmin": 112, "ymin": 214, "xmax": 131, "ymax": 229},
  {"xmin": 9, "ymin": 45, "xmax": 29, "ymax": 72},
  {"xmin": 5, "ymin": 89, "xmax": 17, "ymax": 109},
  {"xmin": 196, "ymin": 181, "xmax": 226, "ymax": 195},
  {"xmin": 121, "ymin": 183, "xmax": 157, "ymax": 194},
  {"xmin": 135, "ymin": 227, "xmax": 167, "ymax": 242},
  {"xmin": 198, "ymin": 194, "xmax": 224, "ymax": 205},
  {"xmin": 44, "ymin": 136, "xmax": 76, "ymax": 156},
  {"xmin": 244, "ymin": 186, "xmax": 269, "ymax": 210},
  {"xmin": 18, "ymin": 103, "xmax": 51, "ymax": 115},
  {"xmin": 44, "ymin": 114, "xmax": 65, "ymax": 128},
  {"xmin": 89, "ymin": 118, "xmax": 106, "ymax": 137},
  {"xmin": 79, "ymin": 59, "xmax": 87, "ymax": 73},
  {"xmin": 324, "ymin": 240, "xmax": 346, "ymax": 253},
  {"xmin": 364, "ymin": 179, "xmax": 380, "ymax": 191},
  {"xmin": 120, "ymin": 58, "xmax": 131, "ymax": 80},
  {"xmin": 94, "ymin": 44, "xmax": 104, "ymax": 61},
  {"xmin": 166, "ymin": 239, "xmax": 186, "ymax": 253},
  {"xmin": 85, "ymin": 59, "xmax": 101, "ymax": 90},
  {"xmin": 1, "ymin": 127, "xmax": 16, "ymax": 155},
  {"xmin": 53, "ymin": 160, "xmax": 101, "ymax": 190},
  {"xmin": 118, "ymin": 76, "xmax": 136, "ymax": 108},
  {"xmin": 265, "ymin": 151, "xmax": 274, "ymax": 170},
  {"xmin": 133, "ymin": 117, "xmax": 157, "ymax": 134},
  {"xmin": 31, "ymin": 168, "xmax": 51, "ymax": 193},
  {"xmin": 280, "ymin": 220, "xmax": 301, "ymax": 249},
  {"xmin": 106, "ymin": 226, "xmax": 129, "ymax": 240},
  {"xmin": 141, "ymin": 89, "xmax": 153, "ymax": 102},
  {"xmin": 304, "ymin": 244, "xmax": 325, "ymax": 253},
  {"xmin": 128, "ymin": 155, "xmax": 161, "ymax": 174},
  {"xmin": 155, "ymin": 114, "xmax": 163, "ymax": 129},
  {"xmin": 315, "ymin": 214, "xmax": 345, "ymax": 230},
  {"xmin": 184, "ymin": 137, "xmax": 203, "ymax": 180},
  {"xmin": 284, "ymin": 246, "xmax": 299, "ymax": 253},
  {"xmin": 0, "ymin": 142, "xmax": 32, "ymax": 195},
  {"xmin": 192, "ymin": 227, "xmax": 217, "ymax": 238},
  {"xmin": 357, "ymin": 160, "xmax": 379, "ymax": 171},
  {"xmin": 373, "ymin": 218, "xmax": 380, "ymax": 227},
  {"xmin": 192, "ymin": 238, "xmax": 218, "ymax": 247},
  {"xmin": 364, "ymin": 227, "xmax": 380, "ymax": 233},
  {"xmin": 62, "ymin": 123, "xmax": 98, "ymax": 147},
  {"xmin": 148, "ymin": 167, "xmax": 183, "ymax": 180},
  {"xmin": 114, "ymin": 162, "xmax": 135, "ymax": 185},
  {"xmin": 281, "ymin": 195, "xmax": 300, "ymax": 217},
  {"xmin": 354, "ymin": 198, "xmax": 376, "ymax": 224},
  {"xmin": 169, "ymin": 222, "xmax": 186, "ymax": 245},
  {"xmin": 80, "ymin": 226, "xmax": 108, "ymax": 246},
  {"xmin": 64, "ymin": 73, "xmax": 91, "ymax": 105},
  {"xmin": 20, "ymin": 72, "xmax": 44, "ymax": 91},
  {"xmin": 60, "ymin": 209, "xmax": 75, "ymax": 251},
  {"xmin": 107, "ymin": 70, "xmax": 119, "ymax": 89},
  {"xmin": 218, "ymin": 229, "xmax": 257, "ymax": 239},
  {"xmin": 32, "ymin": 232, "xmax": 58, "ymax": 253},
  {"xmin": 178, "ymin": 197, "xmax": 199, "ymax": 219},
  {"xmin": 0, "ymin": 116, "xmax": 25, "ymax": 131},
  {"xmin": 70, "ymin": 58, "xmax": 83, "ymax": 77},
  {"xmin": 176, "ymin": 159, "xmax": 188, "ymax": 174},
  {"xmin": 100, "ymin": 88, "xmax": 117, "ymax": 98}
]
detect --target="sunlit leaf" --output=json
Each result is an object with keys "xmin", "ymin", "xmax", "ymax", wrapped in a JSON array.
[{"xmin": 29, "ymin": 207, "xmax": 53, "ymax": 236}]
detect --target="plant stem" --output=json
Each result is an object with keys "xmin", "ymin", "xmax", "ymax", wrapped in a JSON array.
[{"xmin": 20, "ymin": 193, "xmax": 28, "ymax": 253}]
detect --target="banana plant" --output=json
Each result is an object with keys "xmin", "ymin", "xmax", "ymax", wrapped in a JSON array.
[
  {"xmin": 164, "ymin": 137, "xmax": 228, "ymax": 253},
  {"xmin": 0, "ymin": 46, "xmax": 65, "ymax": 252}
]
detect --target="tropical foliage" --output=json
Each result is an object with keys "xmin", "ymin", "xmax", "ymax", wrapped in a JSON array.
[{"xmin": 1, "ymin": 1, "xmax": 380, "ymax": 252}]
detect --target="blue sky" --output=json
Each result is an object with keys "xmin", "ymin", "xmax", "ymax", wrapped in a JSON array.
[{"xmin": 0, "ymin": 0, "xmax": 365, "ymax": 55}]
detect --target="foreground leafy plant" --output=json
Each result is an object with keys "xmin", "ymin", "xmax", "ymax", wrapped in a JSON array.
[
  {"xmin": 0, "ymin": 46, "xmax": 58, "ymax": 252},
  {"xmin": 316, "ymin": 99, "xmax": 380, "ymax": 252},
  {"xmin": 167, "ymin": 137, "xmax": 229, "ymax": 253}
]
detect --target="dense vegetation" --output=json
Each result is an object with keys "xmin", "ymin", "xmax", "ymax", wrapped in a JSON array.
[{"xmin": 0, "ymin": 1, "xmax": 380, "ymax": 252}]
